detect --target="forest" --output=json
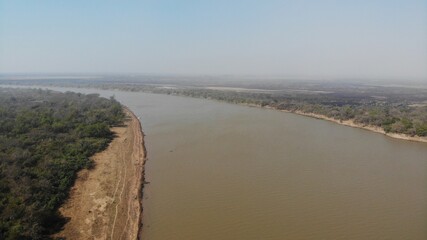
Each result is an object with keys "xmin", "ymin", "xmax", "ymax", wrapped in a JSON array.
[{"xmin": 0, "ymin": 88, "xmax": 125, "ymax": 239}]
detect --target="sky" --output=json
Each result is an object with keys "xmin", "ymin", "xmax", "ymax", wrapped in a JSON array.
[{"xmin": 0, "ymin": 0, "xmax": 426, "ymax": 80}]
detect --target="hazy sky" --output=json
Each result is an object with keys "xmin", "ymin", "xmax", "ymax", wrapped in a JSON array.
[{"xmin": 1, "ymin": 0, "xmax": 426, "ymax": 80}]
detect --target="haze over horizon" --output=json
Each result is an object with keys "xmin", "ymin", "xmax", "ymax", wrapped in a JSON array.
[{"xmin": 1, "ymin": 0, "xmax": 426, "ymax": 81}]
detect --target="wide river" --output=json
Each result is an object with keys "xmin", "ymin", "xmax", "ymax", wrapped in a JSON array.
[{"xmin": 4, "ymin": 86, "xmax": 427, "ymax": 239}]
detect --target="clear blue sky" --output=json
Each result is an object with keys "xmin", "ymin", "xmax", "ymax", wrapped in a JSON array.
[{"xmin": 0, "ymin": 0, "xmax": 426, "ymax": 80}]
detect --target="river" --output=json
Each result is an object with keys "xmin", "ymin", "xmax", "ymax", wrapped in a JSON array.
[{"xmin": 3, "ymin": 86, "xmax": 427, "ymax": 239}]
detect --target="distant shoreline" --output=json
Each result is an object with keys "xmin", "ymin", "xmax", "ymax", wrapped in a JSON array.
[{"xmin": 242, "ymin": 103, "xmax": 427, "ymax": 144}]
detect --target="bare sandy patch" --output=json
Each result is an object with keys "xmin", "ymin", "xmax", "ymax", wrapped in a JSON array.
[{"xmin": 54, "ymin": 109, "xmax": 146, "ymax": 240}]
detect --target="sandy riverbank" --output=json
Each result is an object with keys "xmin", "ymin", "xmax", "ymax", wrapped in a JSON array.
[
  {"xmin": 239, "ymin": 103, "xmax": 427, "ymax": 143},
  {"xmin": 54, "ymin": 108, "xmax": 146, "ymax": 240},
  {"xmin": 263, "ymin": 106, "xmax": 427, "ymax": 143}
]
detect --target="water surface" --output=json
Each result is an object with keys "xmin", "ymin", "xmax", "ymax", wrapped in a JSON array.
[{"xmin": 4, "ymin": 86, "xmax": 427, "ymax": 240}]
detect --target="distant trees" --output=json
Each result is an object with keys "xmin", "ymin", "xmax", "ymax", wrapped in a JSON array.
[{"xmin": 0, "ymin": 88, "xmax": 125, "ymax": 239}]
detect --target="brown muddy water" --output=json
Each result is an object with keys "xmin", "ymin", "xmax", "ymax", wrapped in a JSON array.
[{"xmin": 3, "ymin": 86, "xmax": 427, "ymax": 239}]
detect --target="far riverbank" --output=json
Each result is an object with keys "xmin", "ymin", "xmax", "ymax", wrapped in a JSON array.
[
  {"xmin": 286, "ymin": 109, "xmax": 427, "ymax": 143},
  {"xmin": 240, "ymin": 103, "xmax": 427, "ymax": 143}
]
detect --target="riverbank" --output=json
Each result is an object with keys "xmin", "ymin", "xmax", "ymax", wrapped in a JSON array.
[
  {"xmin": 54, "ymin": 108, "xmax": 146, "ymax": 239},
  {"xmin": 201, "ymin": 100, "xmax": 427, "ymax": 143},
  {"xmin": 254, "ymin": 105, "xmax": 427, "ymax": 143}
]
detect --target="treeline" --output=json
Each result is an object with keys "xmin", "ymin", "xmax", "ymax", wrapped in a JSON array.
[{"xmin": 0, "ymin": 88, "xmax": 125, "ymax": 239}]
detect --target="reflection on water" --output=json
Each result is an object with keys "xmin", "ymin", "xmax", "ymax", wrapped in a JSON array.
[{"xmin": 4, "ymin": 86, "xmax": 427, "ymax": 240}]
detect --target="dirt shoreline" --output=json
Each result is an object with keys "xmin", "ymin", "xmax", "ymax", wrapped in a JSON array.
[
  {"xmin": 236, "ymin": 103, "xmax": 427, "ymax": 143},
  {"xmin": 251, "ymin": 104, "xmax": 427, "ymax": 143},
  {"xmin": 54, "ymin": 108, "xmax": 146, "ymax": 240},
  {"xmin": 290, "ymin": 110, "xmax": 427, "ymax": 143}
]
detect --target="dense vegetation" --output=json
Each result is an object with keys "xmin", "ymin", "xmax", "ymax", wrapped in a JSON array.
[{"xmin": 0, "ymin": 88, "xmax": 125, "ymax": 239}]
